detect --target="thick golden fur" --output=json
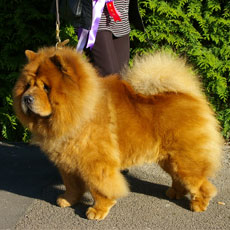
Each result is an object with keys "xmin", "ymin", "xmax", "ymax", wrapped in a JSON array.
[{"xmin": 13, "ymin": 47, "xmax": 223, "ymax": 220}]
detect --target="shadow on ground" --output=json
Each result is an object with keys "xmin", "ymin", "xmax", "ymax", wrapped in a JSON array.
[
  {"xmin": 0, "ymin": 142, "xmax": 190, "ymax": 219},
  {"xmin": 0, "ymin": 142, "xmax": 60, "ymax": 201}
]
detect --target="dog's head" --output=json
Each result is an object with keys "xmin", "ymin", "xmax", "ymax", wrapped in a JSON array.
[{"xmin": 13, "ymin": 47, "xmax": 100, "ymax": 137}]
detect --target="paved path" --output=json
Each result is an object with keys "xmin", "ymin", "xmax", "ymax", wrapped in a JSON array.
[{"xmin": 0, "ymin": 141, "xmax": 229, "ymax": 230}]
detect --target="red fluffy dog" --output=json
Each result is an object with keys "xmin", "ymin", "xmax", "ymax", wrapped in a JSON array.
[{"xmin": 13, "ymin": 47, "xmax": 223, "ymax": 220}]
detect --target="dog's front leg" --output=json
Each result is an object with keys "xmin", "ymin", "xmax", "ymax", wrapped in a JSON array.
[
  {"xmin": 57, "ymin": 169, "xmax": 86, "ymax": 208},
  {"xmin": 86, "ymin": 189, "xmax": 117, "ymax": 220}
]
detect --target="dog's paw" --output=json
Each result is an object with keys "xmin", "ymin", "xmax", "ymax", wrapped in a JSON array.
[
  {"xmin": 56, "ymin": 194, "xmax": 79, "ymax": 208},
  {"xmin": 86, "ymin": 207, "xmax": 109, "ymax": 220},
  {"xmin": 57, "ymin": 196, "xmax": 72, "ymax": 208},
  {"xmin": 190, "ymin": 200, "xmax": 208, "ymax": 212},
  {"xmin": 166, "ymin": 187, "xmax": 185, "ymax": 200}
]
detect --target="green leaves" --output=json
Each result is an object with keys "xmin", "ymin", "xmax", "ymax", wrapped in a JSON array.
[{"xmin": 0, "ymin": 0, "xmax": 54, "ymax": 142}]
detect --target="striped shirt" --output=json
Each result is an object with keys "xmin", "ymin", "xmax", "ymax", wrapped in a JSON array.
[{"xmin": 98, "ymin": 0, "xmax": 131, "ymax": 37}]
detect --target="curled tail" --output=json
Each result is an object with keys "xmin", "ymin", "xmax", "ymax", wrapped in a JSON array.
[{"xmin": 122, "ymin": 52, "xmax": 204, "ymax": 98}]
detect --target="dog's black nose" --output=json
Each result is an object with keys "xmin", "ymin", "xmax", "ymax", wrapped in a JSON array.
[{"xmin": 23, "ymin": 95, "xmax": 34, "ymax": 105}]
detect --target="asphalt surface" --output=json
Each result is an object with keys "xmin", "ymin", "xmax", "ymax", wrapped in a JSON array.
[{"xmin": 0, "ymin": 141, "xmax": 229, "ymax": 230}]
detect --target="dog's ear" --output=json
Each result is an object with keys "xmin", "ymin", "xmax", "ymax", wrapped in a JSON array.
[
  {"xmin": 25, "ymin": 50, "xmax": 37, "ymax": 61},
  {"xmin": 50, "ymin": 54, "xmax": 67, "ymax": 72}
]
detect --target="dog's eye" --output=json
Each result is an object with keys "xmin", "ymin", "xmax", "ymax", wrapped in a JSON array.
[
  {"xmin": 25, "ymin": 83, "xmax": 30, "ymax": 90},
  {"xmin": 43, "ymin": 84, "xmax": 50, "ymax": 93}
]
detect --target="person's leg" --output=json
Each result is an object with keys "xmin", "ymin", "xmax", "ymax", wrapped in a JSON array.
[
  {"xmin": 88, "ymin": 31, "xmax": 120, "ymax": 76},
  {"xmin": 113, "ymin": 34, "xmax": 130, "ymax": 73}
]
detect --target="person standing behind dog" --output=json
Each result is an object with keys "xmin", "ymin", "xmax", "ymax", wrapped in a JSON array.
[
  {"xmin": 85, "ymin": 0, "xmax": 145, "ymax": 76},
  {"xmin": 57, "ymin": 0, "xmax": 145, "ymax": 76}
]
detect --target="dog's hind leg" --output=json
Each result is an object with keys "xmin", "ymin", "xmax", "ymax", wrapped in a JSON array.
[
  {"xmin": 57, "ymin": 169, "xmax": 86, "ymax": 208},
  {"xmin": 188, "ymin": 178, "xmax": 217, "ymax": 212},
  {"xmin": 166, "ymin": 179, "xmax": 187, "ymax": 200},
  {"xmin": 159, "ymin": 154, "xmax": 217, "ymax": 212},
  {"xmin": 168, "ymin": 176, "xmax": 216, "ymax": 212},
  {"xmin": 159, "ymin": 155, "xmax": 188, "ymax": 200}
]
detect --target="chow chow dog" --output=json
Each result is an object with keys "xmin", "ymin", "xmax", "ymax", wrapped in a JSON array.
[{"xmin": 13, "ymin": 46, "xmax": 223, "ymax": 220}]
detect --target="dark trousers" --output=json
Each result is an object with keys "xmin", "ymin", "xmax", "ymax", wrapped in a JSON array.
[{"xmin": 87, "ymin": 30, "xmax": 130, "ymax": 77}]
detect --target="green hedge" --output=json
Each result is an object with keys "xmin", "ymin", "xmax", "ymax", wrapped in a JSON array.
[
  {"xmin": 0, "ymin": 0, "xmax": 229, "ymax": 141},
  {"xmin": 0, "ymin": 0, "xmax": 54, "ymax": 141}
]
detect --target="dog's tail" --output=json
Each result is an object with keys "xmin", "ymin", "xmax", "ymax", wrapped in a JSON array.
[{"xmin": 122, "ymin": 52, "xmax": 204, "ymax": 98}]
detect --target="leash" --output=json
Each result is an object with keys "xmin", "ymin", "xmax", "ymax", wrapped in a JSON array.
[{"xmin": 55, "ymin": 0, "xmax": 69, "ymax": 49}]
